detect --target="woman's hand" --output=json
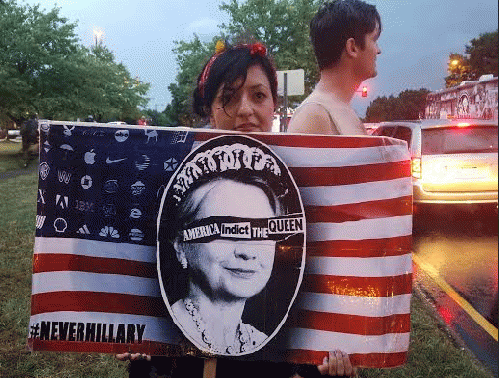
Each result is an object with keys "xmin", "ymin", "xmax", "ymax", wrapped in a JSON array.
[
  {"xmin": 115, "ymin": 352, "xmax": 151, "ymax": 362},
  {"xmin": 317, "ymin": 350, "xmax": 356, "ymax": 376}
]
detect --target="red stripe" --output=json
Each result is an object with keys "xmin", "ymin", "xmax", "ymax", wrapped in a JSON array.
[
  {"xmin": 31, "ymin": 292, "xmax": 166, "ymax": 317},
  {"xmin": 284, "ymin": 349, "xmax": 408, "ymax": 368},
  {"xmin": 287, "ymin": 310, "xmax": 410, "ymax": 335},
  {"xmin": 306, "ymin": 236, "xmax": 413, "ymax": 258},
  {"xmin": 32, "ymin": 254, "xmax": 157, "ymax": 278},
  {"xmin": 301, "ymin": 274, "xmax": 413, "ymax": 297},
  {"xmin": 305, "ymin": 196, "xmax": 412, "ymax": 223},
  {"xmin": 195, "ymin": 132, "xmax": 405, "ymax": 149},
  {"xmin": 290, "ymin": 161, "xmax": 411, "ymax": 187}
]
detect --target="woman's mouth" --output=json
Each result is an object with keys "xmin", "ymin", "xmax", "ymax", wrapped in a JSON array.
[
  {"xmin": 235, "ymin": 123, "xmax": 261, "ymax": 132},
  {"xmin": 226, "ymin": 267, "xmax": 258, "ymax": 279}
]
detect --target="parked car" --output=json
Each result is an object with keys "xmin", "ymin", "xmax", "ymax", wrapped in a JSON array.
[{"xmin": 372, "ymin": 119, "xmax": 498, "ymax": 212}]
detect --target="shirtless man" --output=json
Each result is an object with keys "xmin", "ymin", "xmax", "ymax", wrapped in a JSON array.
[{"xmin": 288, "ymin": 0, "xmax": 381, "ymax": 135}]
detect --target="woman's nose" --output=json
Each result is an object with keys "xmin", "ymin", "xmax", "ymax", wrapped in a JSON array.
[
  {"xmin": 234, "ymin": 243, "xmax": 257, "ymax": 260},
  {"xmin": 236, "ymin": 93, "xmax": 253, "ymax": 117}
]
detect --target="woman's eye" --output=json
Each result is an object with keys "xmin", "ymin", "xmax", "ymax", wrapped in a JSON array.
[{"xmin": 254, "ymin": 92, "xmax": 267, "ymax": 101}]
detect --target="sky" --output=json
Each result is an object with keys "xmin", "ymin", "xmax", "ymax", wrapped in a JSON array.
[{"xmin": 25, "ymin": 0, "xmax": 498, "ymax": 118}]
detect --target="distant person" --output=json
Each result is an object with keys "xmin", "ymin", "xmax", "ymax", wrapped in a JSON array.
[
  {"xmin": 287, "ymin": 0, "xmax": 382, "ymax": 135},
  {"xmin": 20, "ymin": 113, "xmax": 39, "ymax": 167},
  {"xmin": 85, "ymin": 115, "xmax": 95, "ymax": 122},
  {"xmin": 138, "ymin": 116, "xmax": 148, "ymax": 126}
]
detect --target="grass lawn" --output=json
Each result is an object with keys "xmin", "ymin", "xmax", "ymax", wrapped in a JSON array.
[
  {"xmin": 0, "ymin": 139, "xmax": 25, "ymax": 172},
  {"xmin": 0, "ymin": 169, "xmax": 492, "ymax": 377}
]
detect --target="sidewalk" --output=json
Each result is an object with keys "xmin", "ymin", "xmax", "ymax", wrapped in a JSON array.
[{"xmin": 0, "ymin": 159, "xmax": 38, "ymax": 180}]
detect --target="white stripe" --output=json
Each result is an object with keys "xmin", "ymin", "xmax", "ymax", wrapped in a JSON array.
[
  {"xmin": 297, "ymin": 292, "xmax": 411, "ymax": 317},
  {"xmin": 305, "ymin": 254, "xmax": 413, "ymax": 278},
  {"xmin": 34, "ymin": 237, "xmax": 156, "ymax": 263},
  {"xmin": 29, "ymin": 312, "xmax": 182, "ymax": 344},
  {"xmin": 307, "ymin": 215, "xmax": 412, "ymax": 241},
  {"xmin": 31, "ymin": 271, "xmax": 161, "ymax": 297},
  {"xmin": 270, "ymin": 145, "xmax": 409, "ymax": 168},
  {"xmin": 286, "ymin": 328, "xmax": 410, "ymax": 354},
  {"xmin": 299, "ymin": 177, "xmax": 412, "ymax": 206}
]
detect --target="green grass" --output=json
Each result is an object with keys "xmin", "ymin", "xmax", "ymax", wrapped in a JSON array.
[
  {"xmin": 0, "ymin": 140, "xmax": 26, "ymax": 172},
  {"xmin": 0, "ymin": 169, "xmax": 492, "ymax": 377}
]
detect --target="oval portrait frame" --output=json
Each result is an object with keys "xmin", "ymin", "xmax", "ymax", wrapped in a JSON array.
[{"xmin": 157, "ymin": 134, "xmax": 306, "ymax": 356}]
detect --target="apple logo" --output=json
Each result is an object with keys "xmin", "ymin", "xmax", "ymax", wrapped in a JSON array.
[{"xmin": 84, "ymin": 149, "xmax": 96, "ymax": 164}]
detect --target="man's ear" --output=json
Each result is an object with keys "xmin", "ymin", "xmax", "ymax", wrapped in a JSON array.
[{"xmin": 345, "ymin": 37, "xmax": 360, "ymax": 58}]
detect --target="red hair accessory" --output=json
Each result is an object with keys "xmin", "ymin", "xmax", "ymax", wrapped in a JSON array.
[{"xmin": 250, "ymin": 42, "xmax": 267, "ymax": 57}]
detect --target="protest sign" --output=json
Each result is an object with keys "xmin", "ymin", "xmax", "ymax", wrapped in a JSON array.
[{"xmin": 28, "ymin": 122, "xmax": 412, "ymax": 368}]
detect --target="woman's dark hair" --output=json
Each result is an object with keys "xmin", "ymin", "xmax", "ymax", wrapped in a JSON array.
[
  {"xmin": 193, "ymin": 43, "xmax": 278, "ymax": 118},
  {"xmin": 310, "ymin": 0, "xmax": 381, "ymax": 70}
]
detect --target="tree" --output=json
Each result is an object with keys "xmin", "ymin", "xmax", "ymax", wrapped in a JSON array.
[
  {"xmin": 445, "ymin": 30, "xmax": 498, "ymax": 88},
  {"xmin": 165, "ymin": 0, "xmax": 320, "ymax": 126},
  {"xmin": 0, "ymin": 0, "xmax": 150, "ymax": 125},
  {"xmin": 364, "ymin": 89, "xmax": 429, "ymax": 122}
]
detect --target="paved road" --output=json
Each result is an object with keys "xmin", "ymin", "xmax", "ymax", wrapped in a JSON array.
[{"xmin": 413, "ymin": 206, "xmax": 498, "ymax": 377}]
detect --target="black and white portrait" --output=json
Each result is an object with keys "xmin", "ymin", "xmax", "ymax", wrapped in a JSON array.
[{"xmin": 157, "ymin": 134, "xmax": 305, "ymax": 356}]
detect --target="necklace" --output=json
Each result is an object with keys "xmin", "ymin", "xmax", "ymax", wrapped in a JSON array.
[{"xmin": 183, "ymin": 298, "xmax": 251, "ymax": 354}]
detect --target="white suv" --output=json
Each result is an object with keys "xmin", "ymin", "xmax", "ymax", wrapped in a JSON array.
[{"xmin": 372, "ymin": 119, "xmax": 498, "ymax": 210}]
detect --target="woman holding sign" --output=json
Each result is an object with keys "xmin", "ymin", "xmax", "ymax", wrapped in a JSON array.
[{"xmin": 120, "ymin": 40, "xmax": 356, "ymax": 378}]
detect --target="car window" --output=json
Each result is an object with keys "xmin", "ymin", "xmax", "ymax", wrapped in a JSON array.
[
  {"xmin": 372, "ymin": 126, "xmax": 396, "ymax": 137},
  {"xmin": 422, "ymin": 125, "xmax": 498, "ymax": 155},
  {"xmin": 392, "ymin": 126, "xmax": 412, "ymax": 145}
]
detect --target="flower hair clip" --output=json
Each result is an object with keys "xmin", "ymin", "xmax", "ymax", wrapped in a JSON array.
[{"xmin": 250, "ymin": 42, "xmax": 267, "ymax": 57}]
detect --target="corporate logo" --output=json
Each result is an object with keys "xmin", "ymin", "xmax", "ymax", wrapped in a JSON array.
[
  {"xmin": 102, "ymin": 203, "xmax": 117, "ymax": 217},
  {"xmin": 134, "ymin": 155, "xmax": 150, "ymax": 171},
  {"xmin": 115, "ymin": 130, "xmax": 129, "ymax": 143},
  {"xmin": 74, "ymin": 200, "xmax": 94, "ymax": 213},
  {"xmin": 103, "ymin": 180, "xmax": 119, "ymax": 194},
  {"xmin": 63, "ymin": 125, "xmax": 75, "ymax": 137},
  {"xmin": 164, "ymin": 158, "xmax": 178, "ymax": 172},
  {"xmin": 36, "ymin": 215, "xmax": 46, "ymax": 229},
  {"xmin": 145, "ymin": 129, "xmax": 158, "ymax": 143},
  {"xmin": 106, "ymin": 157, "xmax": 128, "ymax": 164},
  {"xmin": 99, "ymin": 226, "xmax": 120, "ymax": 239},
  {"xmin": 55, "ymin": 195, "xmax": 69, "ymax": 210},
  {"xmin": 77, "ymin": 224, "xmax": 91, "ymax": 235},
  {"xmin": 54, "ymin": 218, "xmax": 68, "ymax": 233},
  {"xmin": 81, "ymin": 175, "xmax": 93, "ymax": 190},
  {"xmin": 57, "ymin": 170, "xmax": 72, "ymax": 184},
  {"xmin": 40, "ymin": 122, "xmax": 50, "ymax": 133},
  {"xmin": 84, "ymin": 150, "xmax": 96, "ymax": 165},
  {"xmin": 42, "ymin": 141, "xmax": 52, "ymax": 154},
  {"xmin": 82, "ymin": 129, "xmax": 106, "ymax": 137},
  {"xmin": 171, "ymin": 131, "xmax": 188, "ymax": 144},
  {"xmin": 60, "ymin": 144, "xmax": 74, "ymax": 160},
  {"xmin": 129, "ymin": 208, "xmax": 142, "ymax": 219},
  {"xmin": 131, "ymin": 181, "xmax": 146, "ymax": 196},
  {"xmin": 37, "ymin": 189, "xmax": 46, "ymax": 204},
  {"xmin": 39, "ymin": 162, "xmax": 50, "ymax": 180},
  {"xmin": 129, "ymin": 228, "xmax": 144, "ymax": 242}
]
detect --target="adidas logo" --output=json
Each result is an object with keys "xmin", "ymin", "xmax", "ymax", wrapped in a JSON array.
[{"xmin": 77, "ymin": 225, "xmax": 91, "ymax": 235}]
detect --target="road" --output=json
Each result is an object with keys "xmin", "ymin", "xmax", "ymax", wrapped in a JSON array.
[{"xmin": 412, "ymin": 205, "xmax": 498, "ymax": 377}]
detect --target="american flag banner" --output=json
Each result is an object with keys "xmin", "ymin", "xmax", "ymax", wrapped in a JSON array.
[{"xmin": 28, "ymin": 121, "xmax": 412, "ymax": 368}]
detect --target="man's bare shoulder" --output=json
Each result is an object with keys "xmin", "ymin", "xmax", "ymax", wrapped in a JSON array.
[{"xmin": 288, "ymin": 103, "xmax": 333, "ymax": 135}]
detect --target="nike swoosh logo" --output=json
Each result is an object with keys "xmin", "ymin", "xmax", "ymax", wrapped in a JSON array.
[{"xmin": 106, "ymin": 157, "xmax": 128, "ymax": 164}]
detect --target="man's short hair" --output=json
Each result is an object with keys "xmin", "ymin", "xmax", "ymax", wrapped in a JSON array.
[{"xmin": 310, "ymin": 0, "xmax": 381, "ymax": 70}]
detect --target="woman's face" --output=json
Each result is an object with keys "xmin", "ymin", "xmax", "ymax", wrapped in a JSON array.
[
  {"xmin": 179, "ymin": 180, "xmax": 276, "ymax": 300},
  {"xmin": 210, "ymin": 65, "xmax": 275, "ymax": 133}
]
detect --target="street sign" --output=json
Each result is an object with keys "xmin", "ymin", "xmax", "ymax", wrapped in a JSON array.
[{"xmin": 277, "ymin": 69, "xmax": 305, "ymax": 96}]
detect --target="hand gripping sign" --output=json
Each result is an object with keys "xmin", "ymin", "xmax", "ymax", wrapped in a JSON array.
[{"xmin": 28, "ymin": 122, "xmax": 412, "ymax": 368}]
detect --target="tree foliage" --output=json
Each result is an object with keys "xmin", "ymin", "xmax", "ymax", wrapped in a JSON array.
[
  {"xmin": 0, "ymin": 0, "xmax": 150, "ymax": 125},
  {"xmin": 364, "ymin": 89, "xmax": 430, "ymax": 123},
  {"xmin": 445, "ymin": 30, "xmax": 498, "ymax": 88},
  {"xmin": 165, "ymin": 0, "xmax": 319, "ymax": 127}
]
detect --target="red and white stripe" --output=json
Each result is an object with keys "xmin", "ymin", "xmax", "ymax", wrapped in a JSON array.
[{"xmin": 29, "ymin": 132, "xmax": 412, "ymax": 368}]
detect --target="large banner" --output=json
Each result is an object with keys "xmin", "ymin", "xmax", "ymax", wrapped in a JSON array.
[{"xmin": 28, "ymin": 122, "xmax": 413, "ymax": 368}]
